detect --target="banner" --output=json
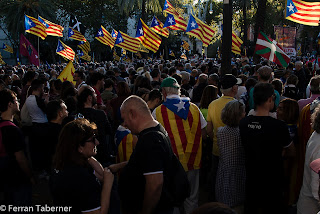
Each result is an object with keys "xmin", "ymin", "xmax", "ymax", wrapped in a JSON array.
[{"xmin": 274, "ymin": 26, "xmax": 296, "ymax": 57}]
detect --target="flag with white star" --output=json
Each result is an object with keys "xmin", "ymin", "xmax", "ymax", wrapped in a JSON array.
[
  {"xmin": 38, "ymin": 16, "xmax": 64, "ymax": 37},
  {"xmin": 163, "ymin": 97, "xmax": 190, "ymax": 120},
  {"xmin": 68, "ymin": 27, "xmax": 86, "ymax": 42},
  {"xmin": 56, "ymin": 40, "xmax": 75, "ymax": 61},
  {"xmin": 111, "ymin": 29, "xmax": 118, "ymax": 38},
  {"xmin": 150, "ymin": 16, "xmax": 169, "ymax": 38},
  {"xmin": 115, "ymin": 31, "xmax": 140, "ymax": 53},
  {"xmin": 24, "ymin": 15, "xmax": 47, "ymax": 40},
  {"xmin": 285, "ymin": 0, "xmax": 320, "ymax": 26},
  {"xmin": 162, "ymin": 0, "xmax": 187, "ymax": 31},
  {"xmin": 136, "ymin": 18, "xmax": 162, "ymax": 53},
  {"xmin": 186, "ymin": 14, "xmax": 215, "ymax": 47},
  {"xmin": 95, "ymin": 26, "xmax": 115, "ymax": 48}
]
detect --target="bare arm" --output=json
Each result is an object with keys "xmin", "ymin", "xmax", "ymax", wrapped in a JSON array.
[
  {"xmin": 141, "ymin": 173, "xmax": 163, "ymax": 214},
  {"xmin": 108, "ymin": 161, "xmax": 128, "ymax": 174},
  {"xmin": 207, "ymin": 121, "xmax": 214, "ymax": 140},
  {"xmin": 88, "ymin": 157, "xmax": 104, "ymax": 182}
]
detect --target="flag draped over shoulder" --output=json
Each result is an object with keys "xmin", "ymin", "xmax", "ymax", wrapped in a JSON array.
[
  {"xmin": 232, "ymin": 32, "xmax": 243, "ymax": 55},
  {"xmin": 115, "ymin": 31, "xmax": 140, "ymax": 53},
  {"xmin": 136, "ymin": 19, "xmax": 162, "ymax": 53},
  {"xmin": 78, "ymin": 41, "xmax": 90, "ymax": 53},
  {"xmin": 95, "ymin": 26, "xmax": 115, "ymax": 48},
  {"xmin": 24, "ymin": 15, "xmax": 47, "ymax": 40},
  {"xmin": 19, "ymin": 34, "xmax": 39, "ymax": 66},
  {"xmin": 38, "ymin": 16, "xmax": 64, "ymax": 37},
  {"xmin": 186, "ymin": 14, "xmax": 214, "ymax": 47},
  {"xmin": 285, "ymin": 0, "xmax": 320, "ymax": 26},
  {"xmin": 56, "ymin": 40, "xmax": 75, "ymax": 61},
  {"xmin": 57, "ymin": 61, "xmax": 76, "ymax": 84},
  {"xmin": 150, "ymin": 16, "xmax": 169, "ymax": 38},
  {"xmin": 68, "ymin": 27, "xmax": 86, "ymax": 42},
  {"xmin": 3, "ymin": 44, "xmax": 13, "ymax": 53},
  {"xmin": 255, "ymin": 31, "xmax": 290, "ymax": 68},
  {"xmin": 163, "ymin": 0, "xmax": 187, "ymax": 31}
]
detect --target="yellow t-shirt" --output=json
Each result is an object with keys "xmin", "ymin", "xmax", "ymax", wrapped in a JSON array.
[{"xmin": 207, "ymin": 95, "xmax": 235, "ymax": 156}]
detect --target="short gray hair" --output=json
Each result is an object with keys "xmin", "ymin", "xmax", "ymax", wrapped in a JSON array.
[
  {"xmin": 180, "ymin": 71, "xmax": 190, "ymax": 81},
  {"xmin": 221, "ymin": 100, "xmax": 244, "ymax": 127},
  {"xmin": 220, "ymin": 87, "xmax": 233, "ymax": 95},
  {"xmin": 162, "ymin": 87, "xmax": 180, "ymax": 96}
]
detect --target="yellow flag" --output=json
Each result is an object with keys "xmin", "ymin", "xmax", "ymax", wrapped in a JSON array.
[{"xmin": 57, "ymin": 61, "xmax": 76, "ymax": 85}]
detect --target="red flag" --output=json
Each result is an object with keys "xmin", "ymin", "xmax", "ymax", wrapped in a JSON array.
[{"xmin": 19, "ymin": 34, "xmax": 39, "ymax": 66}]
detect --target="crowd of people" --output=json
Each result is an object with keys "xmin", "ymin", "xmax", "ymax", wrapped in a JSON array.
[{"xmin": 0, "ymin": 55, "xmax": 320, "ymax": 214}]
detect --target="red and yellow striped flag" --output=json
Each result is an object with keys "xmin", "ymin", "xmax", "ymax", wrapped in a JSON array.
[
  {"xmin": 232, "ymin": 32, "xmax": 243, "ymax": 55},
  {"xmin": 68, "ymin": 27, "xmax": 86, "ymax": 42},
  {"xmin": 150, "ymin": 16, "xmax": 169, "ymax": 38},
  {"xmin": 24, "ymin": 15, "xmax": 47, "ymax": 40},
  {"xmin": 286, "ymin": 0, "xmax": 320, "ymax": 26},
  {"xmin": 38, "ymin": 16, "xmax": 64, "ymax": 37},
  {"xmin": 95, "ymin": 26, "xmax": 115, "ymax": 49},
  {"xmin": 136, "ymin": 19, "xmax": 162, "ymax": 53}
]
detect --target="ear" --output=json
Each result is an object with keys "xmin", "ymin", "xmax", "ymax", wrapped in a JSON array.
[{"xmin": 78, "ymin": 145, "xmax": 84, "ymax": 154}]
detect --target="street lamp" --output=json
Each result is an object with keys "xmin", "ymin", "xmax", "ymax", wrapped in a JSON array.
[{"xmin": 209, "ymin": 2, "xmax": 213, "ymax": 14}]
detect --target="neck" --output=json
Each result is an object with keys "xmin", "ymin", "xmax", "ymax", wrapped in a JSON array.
[
  {"xmin": 84, "ymin": 102, "xmax": 93, "ymax": 108},
  {"xmin": 255, "ymin": 105, "xmax": 270, "ymax": 116},
  {"xmin": 138, "ymin": 117, "xmax": 158, "ymax": 133},
  {"xmin": 1, "ymin": 111, "xmax": 14, "ymax": 121},
  {"xmin": 50, "ymin": 118, "xmax": 62, "ymax": 124}
]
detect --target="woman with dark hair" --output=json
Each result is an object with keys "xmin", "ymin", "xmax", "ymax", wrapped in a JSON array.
[
  {"xmin": 50, "ymin": 119, "xmax": 114, "ymax": 214},
  {"xmin": 216, "ymin": 100, "xmax": 246, "ymax": 213},
  {"xmin": 297, "ymin": 107, "xmax": 320, "ymax": 214}
]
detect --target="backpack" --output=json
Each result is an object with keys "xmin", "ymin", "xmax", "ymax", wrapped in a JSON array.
[
  {"xmin": 144, "ymin": 130, "xmax": 190, "ymax": 207},
  {"xmin": 0, "ymin": 121, "xmax": 16, "ymax": 157}
]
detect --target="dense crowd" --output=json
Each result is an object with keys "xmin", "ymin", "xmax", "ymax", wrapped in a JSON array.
[{"xmin": 0, "ymin": 55, "xmax": 320, "ymax": 214}]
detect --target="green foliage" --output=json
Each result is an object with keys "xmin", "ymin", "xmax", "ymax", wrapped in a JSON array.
[{"xmin": 0, "ymin": 0, "xmax": 56, "ymax": 43}]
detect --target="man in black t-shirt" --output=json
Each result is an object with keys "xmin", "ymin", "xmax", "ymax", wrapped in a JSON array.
[
  {"xmin": 118, "ymin": 95, "xmax": 174, "ymax": 214},
  {"xmin": 239, "ymin": 83, "xmax": 292, "ymax": 214},
  {"xmin": 0, "ymin": 89, "xmax": 34, "ymax": 206}
]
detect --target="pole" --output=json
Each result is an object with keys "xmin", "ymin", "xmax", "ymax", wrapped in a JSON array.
[
  {"xmin": 38, "ymin": 36, "xmax": 40, "ymax": 67},
  {"xmin": 221, "ymin": 0, "xmax": 233, "ymax": 75}
]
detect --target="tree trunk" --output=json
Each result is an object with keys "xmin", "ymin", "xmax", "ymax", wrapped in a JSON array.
[
  {"xmin": 253, "ymin": 0, "xmax": 267, "ymax": 63},
  {"xmin": 141, "ymin": 0, "xmax": 146, "ymax": 21},
  {"xmin": 221, "ymin": 0, "xmax": 233, "ymax": 75},
  {"xmin": 243, "ymin": 0, "xmax": 247, "ymax": 54}
]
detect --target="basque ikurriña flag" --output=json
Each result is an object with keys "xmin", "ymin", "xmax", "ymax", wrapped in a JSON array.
[{"xmin": 255, "ymin": 31, "xmax": 290, "ymax": 68}]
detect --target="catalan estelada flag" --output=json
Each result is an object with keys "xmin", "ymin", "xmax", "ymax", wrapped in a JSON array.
[
  {"xmin": 155, "ymin": 97, "xmax": 202, "ymax": 171},
  {"xmin": 181, "ymin": 40, "xmax": 190, "ymax": 51},
  {"xmin": 115, "ymin": 125, "xmax": 135, "ymax": 163},
  {"xmin": 38, "ymin": 16, "xmax": 64, "ymax": 37},
  {"xmin": 56, "ymin": 40, "xmax": 75, "ymax": 61},
  {"xmin": 3, "ymin": 44, "xmax": 13, "ymax": 54},
  {"xmin": 186, "ymin": 14, "xmax": 215, "ymax": 47},
  {"xmin": 150, "ymin": 16, "xmax": 169, "ymax": 38},
  {"xmin": 77, "ymin": 50, "xmax": 91, "ymax": 61},
  {"xmin": 95, "ymin": 26, "xmax": 115, "ymax": 48},
  {"xmin": 286, "ymin": 0, "xmax": 320, "ymax": 26},
  {"xmin": 232, "ymin": 32, "xmax": 243, "ymax": 55},
  {"xmin": 163, "ymin": 0, "xmax": 187, "ymax": 31},
  {"xmin": 113, "ymin": 49, "xmax": 120, "ymax": 61},
  {"xmin": 78, "ymin": 41, "xmax": 90, "ymax": 53},
  {"xmin": 24, "ymin": 15, "xmax": 47, "ymax": 40},
  {"xmin": 0, "ymin": 52, "xmax": 5, "ymax": 65},
  {"xmin": 57, "ymin": 61, "xmax": 76, "ymax": 84},
  {"xmin": 68, "ymin": 27, "xmax": 86, "ymax": 42},
  {"xmin": 111, "ymin": 29, "xmax": 118, "ymax": 39},
  {"xmin": 136, "ymin": 18, "xmax": 162, "ymax": 53},
  {"xmin": 169, "ymin": 49, "xmax": 175, "ymax": 57},
  {"xmin": 115, "ymin": 31, "xmax": 140, "ymax": 53}
]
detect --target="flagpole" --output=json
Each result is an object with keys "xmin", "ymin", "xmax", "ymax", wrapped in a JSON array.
[{"xmin": 38, "ymin": 37, "xmax": 40, "ymax": 67}]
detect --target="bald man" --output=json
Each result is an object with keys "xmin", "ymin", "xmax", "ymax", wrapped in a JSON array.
[{"xmin": 118, "ymin": 95, "xmax": 175, "ymax": 214}]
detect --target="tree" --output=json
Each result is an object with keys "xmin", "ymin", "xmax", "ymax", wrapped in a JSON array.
[
  {"xmin": 117, "ymin": 0, "xmax": 162, "ymax": 20},
  {"xmin": 0, "ymin": 0, "xmax": 56, "ymax": 44}
]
